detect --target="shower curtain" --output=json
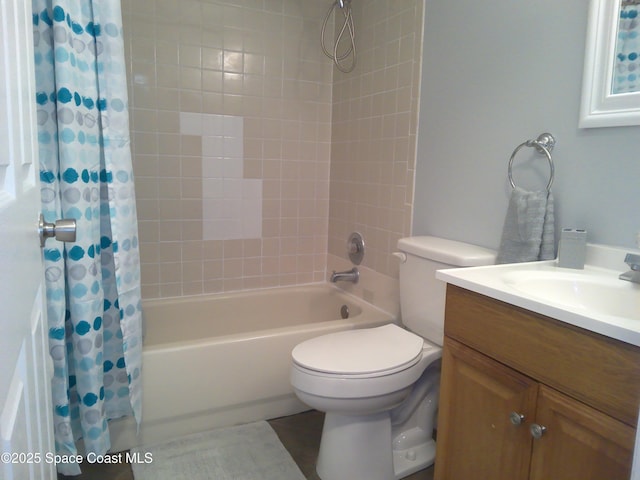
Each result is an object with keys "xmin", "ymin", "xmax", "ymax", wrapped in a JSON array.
[
  {"xmin": 613, "ymin": 3, "xmax": 639, "ymax": 94},
  {"xmin": 33, "ymin": 0, "xmax": 142, "ymax": 475}
]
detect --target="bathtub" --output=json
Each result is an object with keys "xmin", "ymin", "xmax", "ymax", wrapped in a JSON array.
[{"xmin": 109, "ymin": 284, "xmax": 394, "ymax": 451}]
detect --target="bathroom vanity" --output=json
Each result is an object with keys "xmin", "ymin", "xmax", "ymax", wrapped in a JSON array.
[
  {"xmin": 434, "ymin": 245, "xmax": 640, "ymax": 480},
  {"xmin": 434, "ymin": 285, "xmax": 639, "ymax": 479}
]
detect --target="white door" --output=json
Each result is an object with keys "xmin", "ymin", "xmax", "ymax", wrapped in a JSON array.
[{"xmin": 0, "ymin": 0, "xmax": 56, "ymax": 479}]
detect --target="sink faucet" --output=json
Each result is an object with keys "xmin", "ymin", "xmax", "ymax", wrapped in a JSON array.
[
  {"xmin": 619, "ymin": 253, "xmax": 640, "ymax": 284},
  {"xmin": 330, "ymin": 267, "xmax": 359, "ymax": 283}
]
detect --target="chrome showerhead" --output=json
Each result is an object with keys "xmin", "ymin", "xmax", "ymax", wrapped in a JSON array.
[{"xmin": 322, "ymin": 0, "xmax": 356, "ymax": 73}]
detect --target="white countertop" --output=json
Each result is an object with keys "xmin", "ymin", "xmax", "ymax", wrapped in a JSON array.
[{"xmin": 436, "ymin": 244, "xmax": 640, "ymax": 347}]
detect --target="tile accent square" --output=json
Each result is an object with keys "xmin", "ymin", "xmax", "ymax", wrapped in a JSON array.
[{"xmin": 179, "ymin": 112, "xmax": 262, "ymax": 241}]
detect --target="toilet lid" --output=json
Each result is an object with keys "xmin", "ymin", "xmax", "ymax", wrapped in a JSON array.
[{"xmin": 291, "ymin": 324, "xmax": 424, "ymax": 376}]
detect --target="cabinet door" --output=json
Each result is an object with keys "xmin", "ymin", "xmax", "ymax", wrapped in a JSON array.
[
  {"xmin": 529, "ymin": 385, "xmax": 635, "ymax": 480},
  {"xmin": 434, "ymin": 338, "xmax": 538, "ymax": 480}
]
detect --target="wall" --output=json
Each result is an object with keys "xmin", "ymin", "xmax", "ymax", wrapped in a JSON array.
[
  {"xmin": 122, "ymin": 0, "xmax": 333, "ymax": 299},
  {"xmin": 414, "ymin": 0, "xmax": 640, "ymax": 251},
  {"xmin": 327, "ymin": 0, "xmax": 424, "ymax": 314},
  {"xmin": 122, "ymin": 0, "xmax": 424, "ymax": 314}
]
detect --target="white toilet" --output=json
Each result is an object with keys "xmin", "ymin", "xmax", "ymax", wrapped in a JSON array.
[{"xmin": 290, "ymin": 236, "xmax": 496, "ymax": 480}]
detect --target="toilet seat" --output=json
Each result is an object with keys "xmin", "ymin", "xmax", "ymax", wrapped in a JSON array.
[
  {"xmin": 291, "ymin": 324, "xmax": 442, "ymax": 401},
  {"xmin": 292, "ymin": 324, "xmax": 424, "ymax": 378}
]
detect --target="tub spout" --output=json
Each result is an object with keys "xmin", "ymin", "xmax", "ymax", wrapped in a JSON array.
[{"xmin": 330, "ymin": 267, "xmax": 359, "ymax": 283}]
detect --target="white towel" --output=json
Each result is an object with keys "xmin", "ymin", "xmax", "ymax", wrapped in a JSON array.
[{"xmin": 496, "ymin": 187, "xmax": 555, "ymax": 264}]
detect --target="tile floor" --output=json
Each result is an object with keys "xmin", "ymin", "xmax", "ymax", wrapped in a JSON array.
[{"xmin": 57, "ymin": 410, "xmax": 435, "ymax": 480}]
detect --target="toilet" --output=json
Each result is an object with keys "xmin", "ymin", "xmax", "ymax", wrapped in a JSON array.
[{"xmin": 290, "ymin": 236, "xmax": 496, "ymax": 480}]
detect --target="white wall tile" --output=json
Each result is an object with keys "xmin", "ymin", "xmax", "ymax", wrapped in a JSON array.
[
  {"xmin": 202, "ymin": 178, "xmax": 224, "ymax": 197},
  {"xmin": 222, "ymin": 178, "xmax": 243, "ymax": 198},
  {"xmin": 221, "ymin": 158, "xmax": 243, "ymax": 178},
  {"xmin": 223, "ymin": 136, "xmax": 243, "ymax": 158},
  {"xmin": 243, "ymin": 179, "xmax": 262, "ymax": 199},
  {"xmin": 222, "ymin": 115, "xmax": 243, "ymax": 136},
  {"xmin": 202, "ymin": 157, "xmax": 225, "ymax": 178},
  {"xmin": 202, "ymin": 135, "xmax": 224, "ymax": 156}
]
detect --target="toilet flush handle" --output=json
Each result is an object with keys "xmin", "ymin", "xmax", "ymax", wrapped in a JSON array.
[{"xmin": 392, "ymin": 252, "xmax": 407, "ymax": 263}]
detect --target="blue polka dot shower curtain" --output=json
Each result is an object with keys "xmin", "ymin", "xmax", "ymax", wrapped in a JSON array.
[
  {"xmin": 33, "ymin": 0, "xmax": 142, "ymax": 475},
  {"xmin": 613, "ymin": 3, "xmax": 639, "ymax": 94}
]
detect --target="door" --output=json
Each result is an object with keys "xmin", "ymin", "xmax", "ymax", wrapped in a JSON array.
[
  {"xmin": 529, "ymin": 385, "xmax": 635, "ymax": 480},
  {"xmin": 0, "ymin": 1, "xmax": 56, "ymax": 479},
  {"xmin": 434, "ymin": 338, "xmax": 538, "ymax": 480}
]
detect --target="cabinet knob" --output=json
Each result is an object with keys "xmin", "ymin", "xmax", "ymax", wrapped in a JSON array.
[
  {"xmin": 530, "ymin": 423, "xmax": 547, "ymax": 439},
  {"xmin": 509, "ymin": 412, "xmax": 525, "ymax": 426}
]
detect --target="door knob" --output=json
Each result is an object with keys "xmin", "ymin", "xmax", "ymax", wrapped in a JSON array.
[
  {"xmin": 39, "ymin": 214, "xmax": 76, "ymax": 247},
  {"xmin": 530, "ymin": 423, "xmax": 547, "ymax": 439}
]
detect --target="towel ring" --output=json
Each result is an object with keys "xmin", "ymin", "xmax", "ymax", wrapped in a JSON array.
[{"xmin": 508, "ymin": 133, "xmax": 555, "ymax": 192}]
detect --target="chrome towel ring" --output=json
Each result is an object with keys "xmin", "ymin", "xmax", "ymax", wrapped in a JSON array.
[{"xmin": 508, "ymin": 133, "xmax": 556, "ymax": 192}]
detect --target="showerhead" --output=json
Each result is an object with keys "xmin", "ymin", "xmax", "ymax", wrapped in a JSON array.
[{"xmin": 322, "ymin": 0, "xmax": 356, "ymax": 73}]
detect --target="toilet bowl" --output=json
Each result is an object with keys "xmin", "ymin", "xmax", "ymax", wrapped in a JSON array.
[
  {"xmin": 291, "ymin": 324, "xmax": 442, "ymax": 413},
  {"xmin": 290, "ymin": 236, "xmax": 496, "ymax": 480},
  {"xmin": 291, "ymin": 324, "xmax": 442, "ymax": 480}
]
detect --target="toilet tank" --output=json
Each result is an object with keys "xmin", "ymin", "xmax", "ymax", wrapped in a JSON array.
[{"xmin": 397, "ymin": 236, "xmax": 496, "ymax": 346}]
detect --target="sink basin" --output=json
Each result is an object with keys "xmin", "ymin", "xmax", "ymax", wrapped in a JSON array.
[
  {"xmin": 436, "ymin": 243, "xmax": 640, "ymax": 347},
  {"xmin": 500, "ymin": 269, "xmax": 640, "ymax": 321}
]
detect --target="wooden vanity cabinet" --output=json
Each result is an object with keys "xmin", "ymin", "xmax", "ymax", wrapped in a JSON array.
[
  {"xmin": 529, "ymin": 385, "xmax": 634, "ymax": 480},
  {"xmin": 434, "ymin": 285, "xmax": 640, "ymax": 480}
]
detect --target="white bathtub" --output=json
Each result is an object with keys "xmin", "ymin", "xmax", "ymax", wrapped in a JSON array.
[{"xmin": 109, "ymin": 284, "xmax": 394, "ymax": 451}]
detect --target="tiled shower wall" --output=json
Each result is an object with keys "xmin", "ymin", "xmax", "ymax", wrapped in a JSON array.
[
  {"xmin": 122, "ymin": 0, "xmax": 423, "ymax": 305},
  {"xmin": 122, "ymin": 0, "xmax": 333, "ymax": 298},
  {"xmin": 327, "ymin": 1, "xmax": 424, "ymax": 311}
]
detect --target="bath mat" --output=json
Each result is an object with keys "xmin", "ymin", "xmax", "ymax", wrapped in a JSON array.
[{"xmin": 130, "ymin": 421, "xmax": 306, "ymax": 480}]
